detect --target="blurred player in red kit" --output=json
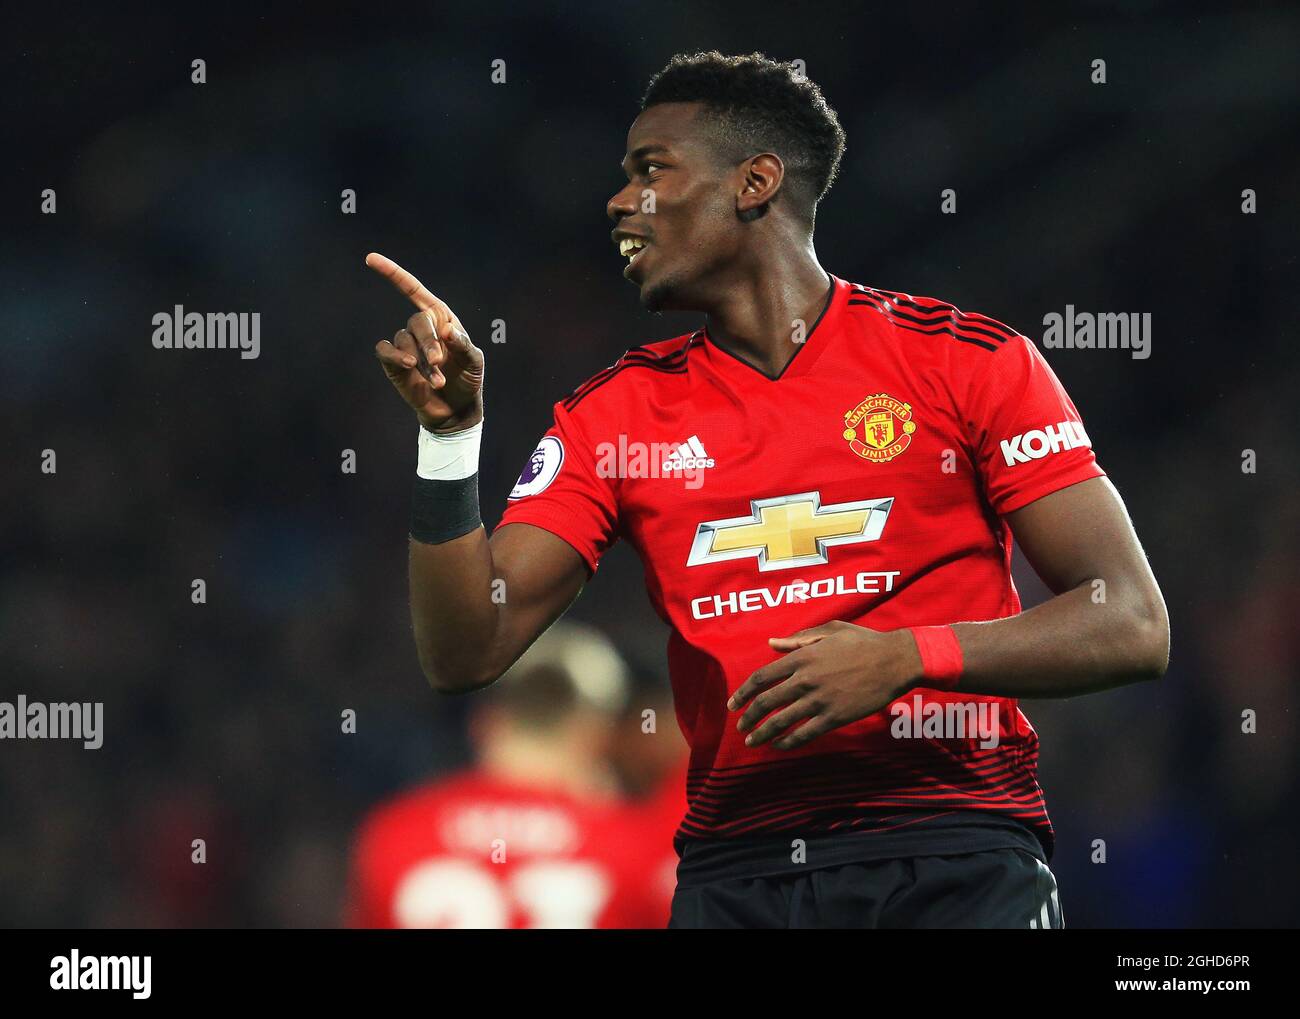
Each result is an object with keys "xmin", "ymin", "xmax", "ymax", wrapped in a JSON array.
[{"xmin": 346, "ymin": 622, "xmax": 671, "ymax": 928}]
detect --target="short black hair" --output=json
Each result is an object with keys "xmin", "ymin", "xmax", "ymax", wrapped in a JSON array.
[{"xmin": 640, "ymin": 51, "xmax": 846, "ymax": 221}]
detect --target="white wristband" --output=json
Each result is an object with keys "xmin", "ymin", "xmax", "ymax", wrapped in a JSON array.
[{"xmin": 416, "ymin": 419, "xmax": 483, "ymax": 480}]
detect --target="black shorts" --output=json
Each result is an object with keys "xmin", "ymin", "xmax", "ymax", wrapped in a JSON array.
[{"xmin": 668, "ymin": 847, "xmax": 1063, "ymax": 929}]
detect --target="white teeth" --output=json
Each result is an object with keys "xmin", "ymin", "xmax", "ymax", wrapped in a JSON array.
[{"xmin": 619, "ymin": 237, "xmax": 647, "ymax": 258}]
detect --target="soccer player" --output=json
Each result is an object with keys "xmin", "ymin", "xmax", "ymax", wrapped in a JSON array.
[
  {"xmin": 345, "ymin": 622, "xmax": 670, "ymax": 929},
  {"xmin": 365, "ymin": 51, "xmax": 1169, "ymax": 928}
]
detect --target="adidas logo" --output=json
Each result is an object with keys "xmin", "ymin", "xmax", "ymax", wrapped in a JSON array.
[{"xmin": 663, "ymin": 434, "xmax": 716, "ymax": 472}]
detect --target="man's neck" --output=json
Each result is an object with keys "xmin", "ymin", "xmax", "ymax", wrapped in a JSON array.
[{"xmin": 703, "ymin": 240, "xmax": 830, "ymax": 378}]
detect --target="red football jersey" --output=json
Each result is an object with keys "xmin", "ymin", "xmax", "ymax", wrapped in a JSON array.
[
  {"xmin": 347, "ymin": 771, "xmax": 668, "ymax": 929},
  {"xmin": 497, "ymin": 276, "xmax": 1104, "ymax": 857}
]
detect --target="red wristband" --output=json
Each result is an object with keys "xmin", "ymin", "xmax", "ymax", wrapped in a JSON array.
[{"xmin": 910, "ymin": 625, "xmax": 963, "ymax": 690}]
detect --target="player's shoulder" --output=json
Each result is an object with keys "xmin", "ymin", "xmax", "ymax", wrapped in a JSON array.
[
  {"xmin": 558, "ymin": 329, "xmax": 703, "ymax": 419},
  {"xmin": 844, "ymin": 280, "xmax": 1034, "ymax": 365}
]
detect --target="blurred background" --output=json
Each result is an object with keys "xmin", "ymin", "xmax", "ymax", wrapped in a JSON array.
[{"xmin": 2, "ymin": 1, "xmax": 1297, "ymax": 927}]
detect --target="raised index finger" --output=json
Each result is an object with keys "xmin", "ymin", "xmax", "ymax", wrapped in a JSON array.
[{"xmin": 365, "ymin": 252, "xmax": 440, "ymax": 311}]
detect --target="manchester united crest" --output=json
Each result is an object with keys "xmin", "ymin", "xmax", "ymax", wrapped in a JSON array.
[{"xmin": 842, "ymin": 393, "xmax": 916, "ymax": 463}]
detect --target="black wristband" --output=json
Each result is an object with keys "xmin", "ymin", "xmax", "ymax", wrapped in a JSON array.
[{"xmin": 410, "ymin": 473, "xmax": 482, "ymax": 545}]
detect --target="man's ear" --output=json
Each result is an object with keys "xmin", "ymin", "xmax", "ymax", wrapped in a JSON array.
[{"xmin": 736, "ymin": 152, "xmax": 784, "ymax": 217}]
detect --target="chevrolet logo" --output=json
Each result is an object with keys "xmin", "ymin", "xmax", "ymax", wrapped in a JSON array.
[{"xmin": 687, "ymin": 492, "xmax": 893, "ymax": 572}]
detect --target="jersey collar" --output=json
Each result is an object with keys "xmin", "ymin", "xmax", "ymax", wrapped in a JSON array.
[{"xmin": 700, "ymin": 273, "xmax": 848, "ymax": 383}]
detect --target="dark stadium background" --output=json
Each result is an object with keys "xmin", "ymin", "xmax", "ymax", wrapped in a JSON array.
[{"xmin": 3, "ymin": 2, "xmax": 1296, "ymax": 927}]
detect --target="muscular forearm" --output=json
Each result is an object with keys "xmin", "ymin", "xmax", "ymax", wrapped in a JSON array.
[
  {"xmin": 408, "ymin": 521, "xmax": 587, "ymax": 694},
  {"xmin": 733, "ymin": 477, "xmax": 1169, "ymax": 748},
  {"xmin": 408, "ymin": 529, "xmax": 503, "ymax": 693},
  {"xmin": 947, "ymin": 578, "xmax": 1169, "ymax": 698}
]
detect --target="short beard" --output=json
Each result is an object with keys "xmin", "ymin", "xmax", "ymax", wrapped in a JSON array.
[
  {"xmin": 639, "ymin": 266, "xmax": 704, "ymax": 314},
  {"xmin": 639, "ymin": 277, "xmax": 676, "ymax": 313}
]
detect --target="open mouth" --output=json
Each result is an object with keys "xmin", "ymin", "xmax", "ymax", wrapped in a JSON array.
[{"xmin": 619, "ymin": 236, "xmax": 650, "ymax": 276}]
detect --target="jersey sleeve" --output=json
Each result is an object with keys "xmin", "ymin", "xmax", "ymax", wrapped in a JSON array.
[
  {"xmin": 494, "ymin": 400, "xmax": 620, "ymax": 575},
  {"xmin": 963, "ymin": 334, "xmax": 1106, "ymax": 515}
]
